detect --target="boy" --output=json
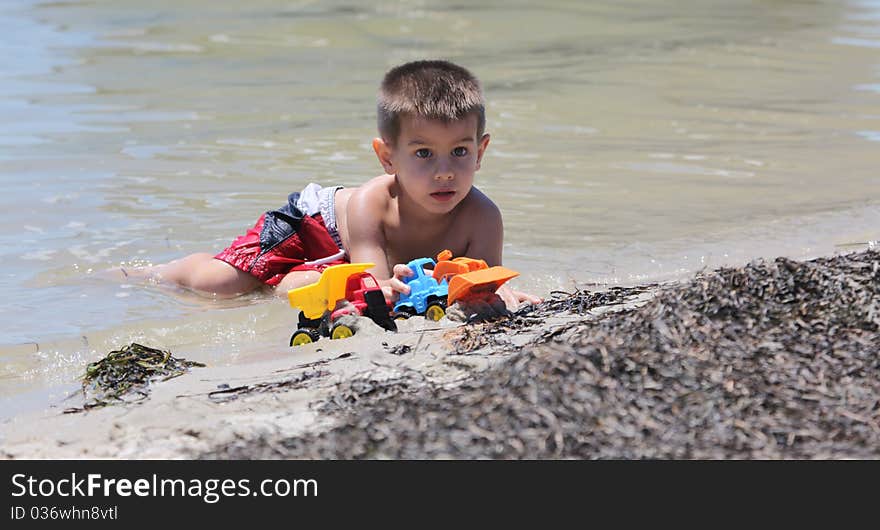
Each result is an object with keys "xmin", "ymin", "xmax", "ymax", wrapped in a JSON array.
[{"xmin": 149, "ymin": 60, "xmax": 541, "ymax": 310}]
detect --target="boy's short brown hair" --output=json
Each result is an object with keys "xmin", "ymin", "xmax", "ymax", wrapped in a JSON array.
[{"xmin": 377, "ymin": 60, "xmax": 486, "ymax": 145}]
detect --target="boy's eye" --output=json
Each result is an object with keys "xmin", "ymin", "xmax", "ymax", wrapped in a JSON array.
[
  {"xmin": 452, "ymin": 146, "xmax": 468, "ymax": 157},
  {"xmin": 415, "ymin": 148, "xmax": 432, "ymax": 159}
]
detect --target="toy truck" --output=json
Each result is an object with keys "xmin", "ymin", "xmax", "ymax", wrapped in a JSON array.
[
  {"xmin": 432, "ymin": 249, "xmax": 520, "ymax": 305},
  {"xmin": 393, "ymin": 257, "xmax": 449, "ymax": 321},
  {"xmin": 288, "ymin": 263, "xmax": 396, "ymax": 346}
]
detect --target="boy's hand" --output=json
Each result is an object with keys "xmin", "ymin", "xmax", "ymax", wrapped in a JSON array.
[
  {"xmin": 379, "ymin": 264, "xmax": 414, "ymax": 302},
  {"xmin": 495, "ymin": 284, "xmax": 543, "ymax": 312}
]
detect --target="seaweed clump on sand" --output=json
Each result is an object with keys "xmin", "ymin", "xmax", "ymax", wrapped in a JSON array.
[
  {"xmin": 203, "ymin": 250, "xmax": 880, "ymax": 459},
  {"xmin": 445, "ymin": 284, "xmax": 657, "ymax": 355},
  {"xmin": 66, "ymin": 343, "xmax": 204, "ymax": 413},
  {"xmin": 539, "ymin": 284, "xmax": 658, "ymax": 315}
]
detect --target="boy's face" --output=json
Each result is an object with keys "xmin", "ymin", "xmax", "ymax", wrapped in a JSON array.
[{"xmin": 373, "ymin": 113, "xmax": 490, "ymax": 216}]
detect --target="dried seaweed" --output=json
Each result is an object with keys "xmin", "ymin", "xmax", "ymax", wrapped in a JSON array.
[
  {"xmin": 317, "ymin": 369, "xmax": 431, "ymax": 415},
  {"xmin": 202, "ymin": 250, "xmax": 880, "ymax": 459},
  {"xmin": 65, "ymin": 343, "xmax": 204, "ymax": 413},
  {"xmin": 384, "ymin": 343, "xmax": 412, "ymax": 356},
  {"xmin": 446, "ymin": 322, "xmax": 513, "ymax": 354},
  {"xmin": 205, "ymin": 369, "xmax": 328, "ymax": 403},
  {"xmin": 539, "ymin": 284, "xmax": 658, "ymax": 315},
  {"xmin": 446, "ymin": 283, "xmax": 655, "ymax": 354}
]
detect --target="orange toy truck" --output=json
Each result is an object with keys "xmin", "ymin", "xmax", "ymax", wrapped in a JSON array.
[{"xmin": 431, "ymin": 249, "xmax": 519, "ymax": 305}]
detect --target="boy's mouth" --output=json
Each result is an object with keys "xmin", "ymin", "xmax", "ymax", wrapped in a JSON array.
[{"xmin": 430, "ymin": 190, "xmax": 456, "ymax": 202}]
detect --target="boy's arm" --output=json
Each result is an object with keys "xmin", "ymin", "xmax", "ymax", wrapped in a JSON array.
[
  {"xmin": 345, "ymin": 187, "xmax": 413, "ymax": 301},
  {"xmin": 462, "ymin": 194, "xmax": 543, "ymax": 310}
]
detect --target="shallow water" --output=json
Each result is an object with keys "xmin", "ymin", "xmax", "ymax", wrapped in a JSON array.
[{"xmin": 1, "ymin": 0, "xmax": 879, "ymax": 414}]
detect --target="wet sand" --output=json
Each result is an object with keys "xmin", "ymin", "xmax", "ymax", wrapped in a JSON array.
[{"xmin": 2, "ymin": 248, "xmax": 878, "ymax": 459}]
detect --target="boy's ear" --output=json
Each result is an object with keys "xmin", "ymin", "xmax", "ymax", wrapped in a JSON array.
[
  {"xmin": 372, "ymin": 137, "xmax": 395, "ymax": 174},
  {"xmin": 475, "ymin": 133, "xmax": 491, "ymax": 171}
]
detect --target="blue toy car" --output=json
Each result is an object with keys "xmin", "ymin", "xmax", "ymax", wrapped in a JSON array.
[{"xmin": 393, "ymin": 257, "xmax": 449, "ymax": 321}]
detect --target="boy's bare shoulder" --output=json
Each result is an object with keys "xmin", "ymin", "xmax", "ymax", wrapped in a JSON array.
[
  {"xmin": 346, "ymin": 174, "xmax": 395, "ymax": 203},
  {"xmin": 458, "ymin": 186, "xmax": 501, "ymax": 222},
  {"xmin": 336, "ymin": 175, "xmax": 395, "ymax": 252},
  {"xmin": 454, "ymin": 187, "xmax": 503, "ymax": 264},
  {"xmin": 339, "ymin": 175, "xmax": 391, "ymax": 211}
]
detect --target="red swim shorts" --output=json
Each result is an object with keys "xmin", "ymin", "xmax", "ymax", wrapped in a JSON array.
[{"xmin": 214, "ymin": 192, "xmax": 347, "ymax": 286}]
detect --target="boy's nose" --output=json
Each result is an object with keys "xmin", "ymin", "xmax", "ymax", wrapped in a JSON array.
[{"xmin": 434, "ymin": 167, "xmax": 454, "ymax": 181}]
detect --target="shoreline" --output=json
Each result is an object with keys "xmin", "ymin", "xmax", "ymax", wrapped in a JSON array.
[{"xmin": 2, "ymin": 248, "xmax": 878, "ymax": 459}]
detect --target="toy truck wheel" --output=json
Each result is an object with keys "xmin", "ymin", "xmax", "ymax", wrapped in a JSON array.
[
  {"xmin": 290, "ymin": 328, "xmax": 320, "ymax": 347},
  {"xmin": 330, "ymin": 323, "xmax": 355, "ymax": 340},
  {"xmin": 392, "ymin": 307, "xmax": 416, "ymax": 320},
  {"xmin": 425, "ymin": 301, "xmax": 446, "ymax": 321}
]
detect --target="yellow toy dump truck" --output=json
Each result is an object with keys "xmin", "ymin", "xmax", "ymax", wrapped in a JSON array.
[{"xmin": 287, "ymin": 263, "xmax": 396, "ymax": 346}]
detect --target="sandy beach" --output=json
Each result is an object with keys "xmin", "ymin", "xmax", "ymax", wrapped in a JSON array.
[
  {"xmin": 2, "ymin": 247, "xmax": 878, "ymax": 460},
  {"xmin": 4, "ymin": 0, "xmax": 880, "ymax": 464}
]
